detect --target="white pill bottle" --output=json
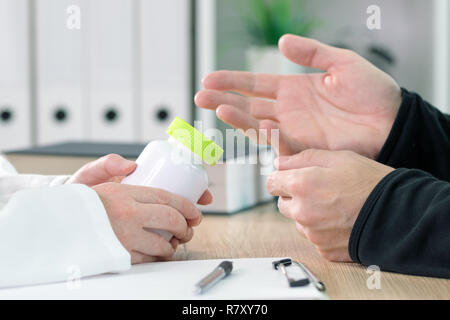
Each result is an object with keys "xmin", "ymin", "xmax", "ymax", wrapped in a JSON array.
[{"xmin": 122, "ymin": 117, "xmax": 223, "ymax": 240}]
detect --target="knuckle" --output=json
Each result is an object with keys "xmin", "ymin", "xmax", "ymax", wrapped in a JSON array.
[
  {"xmin": 103, "ymin": 153, "xmax": 120, "ymax": 164},
  {"xmin": 166, "ymin": 208, "xmax": 180, "ymax": 228},
  {"xmin": 295, "ymin": 208, "xmax": 317, "ymax": 227},
  {"xmin": 157, "ymin": 189, "xmax": 170, "ymax": 205},
  {"xmin": 304, "ymin": 229, "xmax": 325, "ymax": 246},
  {"xmin": 115, "ymin": 202, "xmax": 135, "ymax": 221},
  {"xmin": 107, "ymin": 153, "xmax": 121, "ymax": 160},
  {"xmin": 286, "ymin": 177, "xmax": 301, "ymax": 193},
  {"xmin": 293, "ymin": 176, "xmax": 306, "ymax": 192},
  {"xmin": 181, "ymin": 198, "xmax": 195, "ymax": 218},
  {"xmin": 284, "ymin": 172, "xmax": 315, "ymax": 195}
]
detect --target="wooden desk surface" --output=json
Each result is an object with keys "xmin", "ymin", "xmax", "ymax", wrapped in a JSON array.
[{"xmin": 5, "ymin": 154, "xmax": 450, "ymax": 300}]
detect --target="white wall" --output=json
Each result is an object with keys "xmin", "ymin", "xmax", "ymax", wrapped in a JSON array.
[{"xmin": 216, "ymin": 0, "xmax": 448, "ymax": 112}]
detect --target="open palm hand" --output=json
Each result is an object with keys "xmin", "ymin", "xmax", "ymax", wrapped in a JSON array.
[{"xmin": 195, "ymin": 34, "xmax": 402, "ymax": 158}]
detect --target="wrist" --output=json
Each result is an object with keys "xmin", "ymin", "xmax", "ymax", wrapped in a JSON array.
[{"xmin": 376, "ymin": 88, "xmax": 412, "ymax": 164}]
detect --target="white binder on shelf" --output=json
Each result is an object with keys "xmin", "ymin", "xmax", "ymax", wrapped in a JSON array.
[
  {"xmin": 87, "ymin": 0, "xmax": 136, "ymax": 142},
  {"xmin": 35, "ymin": 0, "xmax": 86, "ymax": 145},
  {"xmin": 0, "ymin": 0, "xmax": 31, "ymax": 151},
  {"xmin": 139, "ymin": 0, "xmax": 192, "ymax": 141},
  {"xmin": 195, "ymin": 0, "xmax": 217, "ymax": 131}
]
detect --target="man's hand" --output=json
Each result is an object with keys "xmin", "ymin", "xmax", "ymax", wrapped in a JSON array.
[
  {"xmin": 195, "ymin": 34, "xmax": 402, "ymax": 159},
  {"xmin": 93, "ymin": 182, "xmax": 211, "ymax": 264},
  {"xmin": 266, "ymin": 149, "xmax": 394, "ymax": 261},
  {"xmin": 66, "ymin": 154, "xmax": 137, "ymax": 186}
]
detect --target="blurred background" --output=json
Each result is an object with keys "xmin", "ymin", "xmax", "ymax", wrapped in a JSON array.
[{"xmin": 0, "ymin": 0, "xmax": 449, "ymax": 150}]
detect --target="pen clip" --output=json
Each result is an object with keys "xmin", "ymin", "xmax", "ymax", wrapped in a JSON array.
[{"xmin": 272, "ymin": 258, "xmax": 310, "ymax": 288}]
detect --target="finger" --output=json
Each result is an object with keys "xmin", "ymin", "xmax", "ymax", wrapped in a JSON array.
[
  {"xmin": 266, "ymin": 171, "xmax": 294, "ymax": 197},
  {"xmin": 215, "ymin": 106, "xmax": 294, "ymax": 156},
  {"xmin": 130, "ymin": 250, "xmax": 158, "ymax": 265},
  {"xmin": 170, "ymin": 238, "xmax": 179, "ymax": 250},
  {"xmin": 129, "ymin": 186, "xmax": 202, "ymax": 221},
  {"xmin": 202, "ymin": 70, "xmax": 281, "ymax": 99},
  {"xmin": 197, "ymin": 190, "xmax": 212, "ymax": 205},
  {"xmin": 217, "ymin": 104, "xmax": 268, "ymax": 145},
  {"xmin": 178, "ymin": 227, "xmax": 194, "ymax": 244},
  {"xmin": 277, "ymin": 196, "xmax": 295, "ymax": 219},
  {"xmin": 187, "ymin": 217, "xmax": 202, "ymax": 228},
  {"xmin": 137, "ymin": 203, "xmax": 190, "ymax": 240},
  {"xmin": 216, "ymin": 104, "xmax": 260, "ymax": 132},
  {"xmin": 259, "ymin": 119, "xmax": 297, "ymax": 156},
  {"xmin": 134, "ymin": 230, "xmax": 175, "ymax": 258},
  {"xmin": 275, "ymin": 149, "xmax": 333, "ymax": 170},
  {"xmin": 279, "ymin": 34, "xmax": 355, "ymax": 71},
  {"xmin": 195, "ymin": 90, "xmax": 277, "ymax": 120}
]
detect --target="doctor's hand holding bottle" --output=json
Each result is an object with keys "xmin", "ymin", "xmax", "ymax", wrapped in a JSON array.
[{"xmin": 66, "ymin": 153, "xmax": 212, "ymax": 264}]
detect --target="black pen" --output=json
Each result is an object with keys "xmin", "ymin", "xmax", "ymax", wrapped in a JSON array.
[{"xmin": 193, "ymin": 261, "xmax": 233, "ymax": 294}]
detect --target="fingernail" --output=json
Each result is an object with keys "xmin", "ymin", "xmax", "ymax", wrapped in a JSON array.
[
  {"xmin": 187, "ymin": 227, "xmax": 194, "ymax": 239},
  {"xmin": 194, "ymin": 91, "xmax": 202, "ymax": 104},
  {"xmin": 216, "ymin": 105, "xmax": 223, "ymax": 115},
  {"xmin": 274, "ymin": 158, "xmax": 279, "ymax": 169},
  {"xmin": 122, "ymin": 160, "xmax": 136, "ymax": 169},
  {"xmin": 201, "ymin": 75, "xmax": 209, "ymax": 87},
  {"xmin": 275, "ymin": 156, "xmax": 289, "ymax": 169}
]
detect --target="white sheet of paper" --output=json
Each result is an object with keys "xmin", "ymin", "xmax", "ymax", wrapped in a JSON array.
[{"xmin": 0, "ymin": 258, "xmax": 326, "ymax": 300}]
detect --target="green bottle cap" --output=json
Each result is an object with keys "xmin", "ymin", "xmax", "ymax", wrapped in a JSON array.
[{"xmin": 166, "ymin": 117, "xmax": 224, "ymax": 166}]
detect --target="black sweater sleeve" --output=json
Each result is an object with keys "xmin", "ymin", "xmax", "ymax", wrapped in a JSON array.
[
  {"xmin": 349, "ymin": 89, "xmax": 450, "ymax": 278},
  {"xmin": 376, "ymin": 88, "xmax": 450, "ymax": 181}
]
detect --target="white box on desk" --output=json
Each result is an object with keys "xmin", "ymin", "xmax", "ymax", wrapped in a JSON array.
[{"xmin": 199, "ymin": 151, "xmax": 274, "ymax": 215}]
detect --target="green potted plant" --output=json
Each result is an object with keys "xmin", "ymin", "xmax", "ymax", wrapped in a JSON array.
[{"xmin": 243, "ymin": 0, "xmax": 320, "ymax": 74}]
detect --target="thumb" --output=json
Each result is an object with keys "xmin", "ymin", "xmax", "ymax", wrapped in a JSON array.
[
  {"xmin": 275, "ymin": 149, "xmax": 334, "ymax": 170},
  {"xmin": 69, "ymin": 154, "xmax": 136, "ymax": 186},
  {"xmin": 94, "ymin": 154, "xmax": 137, "ymax": 179},
  {"xmin": 278, "ymin": 34, "xmax": 352, "ymax": 71}
]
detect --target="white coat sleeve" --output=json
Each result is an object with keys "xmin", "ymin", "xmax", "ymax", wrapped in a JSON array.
[
  {"xmin": 0, "ymin": 184, "xmax": 131, "ymax": 288},
  {"xmin": 0, "ymin": 155, "xmax": 70, "ymax": 207}
]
